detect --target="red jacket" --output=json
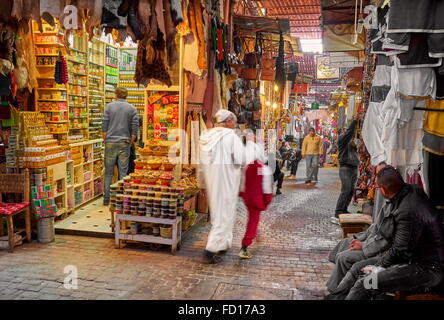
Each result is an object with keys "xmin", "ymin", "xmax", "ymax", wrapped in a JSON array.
[{"xmin": 240, "ymin": 160, "xmax": 273, "ymax": 211}]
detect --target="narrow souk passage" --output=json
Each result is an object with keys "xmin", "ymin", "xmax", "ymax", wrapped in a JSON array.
[{"xmin": 0, "ymin": 162, "xmax": 347, "ymax": 300}]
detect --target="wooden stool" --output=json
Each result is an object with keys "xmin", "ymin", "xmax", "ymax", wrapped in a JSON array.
[
  {"xmin": 0, "ymin": 169, "xmax": 32, "ymax": 253},
  {"xmin": 339, "ymin": 213, "xmax": 372, "ymax": 238},
  {"xmin": 394, "ymin": 291, "xmax": 444, "ymax": 300}
]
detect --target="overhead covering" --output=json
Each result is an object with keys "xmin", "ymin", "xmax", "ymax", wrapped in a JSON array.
[
  {"xmin": 246, "ymin": 0, "xmax": 322, "ymax": 39},
  {"xmin": 233, "ymin": 14, "xmax": 302, "ymax": 56},
  {"xmin": 321, "ymin": 0, "xmax": 371, "ymax": 52}
]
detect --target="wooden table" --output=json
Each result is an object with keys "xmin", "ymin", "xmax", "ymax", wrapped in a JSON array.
[{"xmin": 114, "ymin": 214, "xmax": 182, "ymax": 253}]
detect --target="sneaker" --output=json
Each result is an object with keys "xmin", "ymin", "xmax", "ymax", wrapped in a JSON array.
[
  {"xmin": 276, "ymin": 189, "xmax": 282, "ymax": 195},
  {"xmin": 239, "ymin": 248, "xmax": 253, "ymax": 259},
  {"xmin": 330, "ymin": 217, "xmax": 340, "ymax": 225}
]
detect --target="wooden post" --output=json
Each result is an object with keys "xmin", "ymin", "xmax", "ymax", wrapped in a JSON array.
[
  {"xmin": 114, "ymin": 214, "xmax": 121, "ymax": 249},
  {"xmin": 7, "ymin": 215, "xmax": 14, "ymax": 253}
]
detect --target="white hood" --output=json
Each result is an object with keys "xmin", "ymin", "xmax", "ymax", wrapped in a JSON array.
[{"xmin": 200, "ymin": 127, "xmax": 234, "ymax": 153}]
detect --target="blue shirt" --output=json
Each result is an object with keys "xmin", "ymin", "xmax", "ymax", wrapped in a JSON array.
[{"xmin": 102, "ymin": 98, "xmax": 139, "ymax": 143}]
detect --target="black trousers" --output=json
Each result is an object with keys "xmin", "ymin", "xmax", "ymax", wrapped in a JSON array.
[
  {"xmin": 290, "ymin": 160, "xmax": 300, "ymax": 176},
  {"xmin": 127, "ymin": 144, "xmax": 136, "ymax": 174},
  {"xmin": 274, "ymin": 172, "xmax": 284, "ymax": 189},
  {"xmin": 335, "ymin": 166, "xmax": 358, "ymax": 216}
]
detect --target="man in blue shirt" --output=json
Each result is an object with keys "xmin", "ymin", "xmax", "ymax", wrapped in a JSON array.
[{"xmin": 102, "ymin": 87, "xmax": 139, "ymax": 205}]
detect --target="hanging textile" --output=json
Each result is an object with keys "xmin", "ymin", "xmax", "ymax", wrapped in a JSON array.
[
  {"xmin": 190, "ymin": 115, "xmax": 199, "ymax": 165},
  {"xmin": 422, "ymin": 150, "xmax": 444, "ymax": 208},
  {"xmin": 274, "ymin": 32, "xmax": 286, "ymax": 94},
  {"xmin": 183, "ymin": 113, "xmax": 191, "ymax": 165}
]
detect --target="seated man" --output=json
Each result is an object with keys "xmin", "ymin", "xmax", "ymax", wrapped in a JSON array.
[
  {"xmin": 326, "ymin": 164, "xmax": 390, "ymax": 293},
  {"xmin": 329, "ymin": 166, "xmax": 444, "ymax": 299}
]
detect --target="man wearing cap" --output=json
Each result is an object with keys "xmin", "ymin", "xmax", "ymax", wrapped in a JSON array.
[{"xmin": 199, "ymin": 109, "xmax": 255, "ymax": 264}]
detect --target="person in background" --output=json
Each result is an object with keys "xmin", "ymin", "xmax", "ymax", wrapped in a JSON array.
[
  {"xmin": 333, "ymin": 119, "xmax": 359, "ymax": 224},
  {"xmin": 287, "ymin": 143, "xmax": 302, "ymax": 180},
  {"xmin": 320, "ymin": 136, "xmax": 331, "ymax": 167},
  {"xmin": 102, "ymin": 87, "xmax": 139, "ymax": 206},
  {"xmin": 302, "ymin": 128, "xmax": 323, "ymax": 184},
  {"xmin": 127, "ymin": 117, "xmax": 144, "ymax": 174},
  {"xmin": 239, "ymin": 142, "xmax": 273, "ymax": 259},
  {"xmin": 199, "ymin": 110, "xmax": 255, "ymax": 264},
  {"xmin": 270, "ymin": 147, "xmax": 285, "ymax": 195}
]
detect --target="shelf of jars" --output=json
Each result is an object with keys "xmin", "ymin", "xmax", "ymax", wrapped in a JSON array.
[
  {"xmin": 105, "ymin": 44, "xmax": 119, "ymax": 104},
  {"xmin": 68, "ymin": 34, "xmax": 89, "ymax": 141},
  {"xmin": 119, "ymin": 47, "xmax": 144, "ymax": 118},
  {"xmin": 33, "ymin": 21, "xmax": 69, "ymax": 139},
  {"xmin": 88, "ymin": 39, "xmax": 105, "ymax": 141}
]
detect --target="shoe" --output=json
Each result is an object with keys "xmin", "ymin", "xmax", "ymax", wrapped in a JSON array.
[
  {"xmin": 239, "ymin": 248, "xmax": 253, "ymax": 259},
  {"xmin": 217, "ymin": 250, "xmax": 228, "ymax": 256},
  {"xmin": 305, "ymin": 180, "xmax": 311, "ymax": 184},
  {"xmin": 330, "ymin": 217, "xmax": 340, "ymax": 225},
  {"xmin": 202, "ymin": 250, "xmax": 222, "ymax": 264},
  {"xmin": 103, "ymin": 199, "xmax": 110, "ymax": 206},
  {"xmin": 311, "ymin": 180, "xmax": 318, "ymax": 184},
  {"xmin": 276, "ymin": 189, "xmax": 282, "ymax": 195}
]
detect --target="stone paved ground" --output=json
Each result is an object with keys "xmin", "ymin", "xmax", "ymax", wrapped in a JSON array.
[{"xmin": 0, "ymin": 161, "xmax": 352, "ymax": 300}]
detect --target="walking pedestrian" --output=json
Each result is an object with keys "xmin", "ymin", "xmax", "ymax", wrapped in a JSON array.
[
  {"xmin": 102, "ymin": 87, "xmax": 139, "ymax": 206},
  {"xmin": 320, "ymin": 136, "xmax": 331, "ymax": 167},
  {"xmin": 302, "ymin": 128, "xmax": 323, "ymax": 184},
  {"xmin": 199, "ymin": 110, "xmax": 255, "ymax": 264},
  {"xmin": 287, "ymin": 146, "xmax": 302, "ymax": 179},
  {"xmin": 333, "ymin": 118, "xmax": 359, "ymax": 223},
  {"xmin": 239, "ymin": 143, "xmax": 273, "ymax": 259}
]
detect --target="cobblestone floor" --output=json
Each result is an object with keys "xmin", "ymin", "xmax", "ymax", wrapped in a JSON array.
[{"xmin": 0, "ymin": 161, "xmax": 351, "ymax": 300}]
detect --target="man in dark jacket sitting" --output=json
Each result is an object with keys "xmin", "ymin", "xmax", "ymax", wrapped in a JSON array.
[
  {"xmin": 329, "ymin": 166, "xmax": 444, "ymax": 300},
  {"xmin": 333, "ymin": 118, "xmax": 360, "ymax": 224}
]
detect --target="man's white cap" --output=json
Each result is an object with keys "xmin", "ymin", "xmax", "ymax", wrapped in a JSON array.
[{"xmin": 215, "ymin": 109, "xmax": 235, "ymax": 123}]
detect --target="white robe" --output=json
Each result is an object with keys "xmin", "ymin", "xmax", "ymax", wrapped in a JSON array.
[{"xmin": 199, "ymin": 127, "xmax": 255, "ymax": 253}]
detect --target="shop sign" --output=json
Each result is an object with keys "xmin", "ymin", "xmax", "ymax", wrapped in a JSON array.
[{"xmin": 316, "ymin": 56, "xmax": 339, "ymax": 80}]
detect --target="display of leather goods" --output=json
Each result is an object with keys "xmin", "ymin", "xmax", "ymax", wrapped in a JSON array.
[
  {"xmin": 240, "ymin": 67, "xmax": 258, "ymax": 80},
  {"xmin": 260, "ymin": 68, "xmax": 276, "ymax": 81},
  {"xmin": 261, "ymin": 56, "xmax": 276, "ymax": 69},
  {"xmin": 244, "ymin": 52, "xmax": 259, "ymax": 67}
]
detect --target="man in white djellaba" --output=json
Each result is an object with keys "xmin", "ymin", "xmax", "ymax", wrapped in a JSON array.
[{"xmin": 199, "ymin": 109, "xmax": 255, "ymax": 264}]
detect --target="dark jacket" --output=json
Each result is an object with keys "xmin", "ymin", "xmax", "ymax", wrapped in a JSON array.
[
  {"xmin": 337, "ymin": 120, "xmax": 359, "ymax": 167},
  {"xmin": 373, "ymin": 184, "xmax": 444, "ymax": 269}
]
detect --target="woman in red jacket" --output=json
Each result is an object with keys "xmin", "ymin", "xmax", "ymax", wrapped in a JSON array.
[{"xmin": 239, "ymin": 143, "xmax": 273, "ymax": 259}]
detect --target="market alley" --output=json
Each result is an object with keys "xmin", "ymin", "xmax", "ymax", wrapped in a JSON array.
[{"xmin": 0, "ymin": 162, "xmax": 345, "ymax": 300}]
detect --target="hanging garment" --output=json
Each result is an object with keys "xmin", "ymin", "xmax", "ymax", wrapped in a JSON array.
[
  {"xmin": 183, "ymin": 113, "xmax": 191, "ymax": 165},
  {"xmin": 101, "ymin": 0, "xmax": 128, "ymax": 30},
  {"xmin": 395, "ymin": 34, "xmax": 441, "ymax": 69},
  {"xmin": 163, "ymin": 0, "xmax": 178, "ymax": 67},
  {"xmin": 137, "ymin": 0, "xmax": 152, "ymax": 34},
  {"xmin": 15, "ymin": 24, "xmax": 38, "ymax": 92},
  {"xmin": 198, "ymin": 112, "xmax": 207, "ymax": 134},
  {"xmin": 185, "ymin": 71, "xmax": 208, "ymax": 111},
  {"xmin": 423, "ymin": 98, "xmax": 444, "ymax": 155},
  {"xmin": 386, "ymin": 0, "xmax": 444, "ymax": 34},
  {"xmin": 183, "ymin": 30, "xmax": 204, "ymax": 76},
  {"xmin": 170, "ymin": 0, "xmax": 184, "ymax": 26},
  {"xmin": 422, "ymin": 150, "xmax": 444, "ymax": 207},
  {"xmin": 190, "ymin": 117, "xmax": 200, "ymax": 165},
  {"xmin": 188, "ymin": 0, "xmax": 207, "ymax": 71}
]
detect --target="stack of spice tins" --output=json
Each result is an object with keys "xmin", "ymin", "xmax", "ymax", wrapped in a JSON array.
[{"xmin": 111, "ymin": 177, "xmax": 187, "ymax": 220}]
